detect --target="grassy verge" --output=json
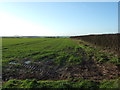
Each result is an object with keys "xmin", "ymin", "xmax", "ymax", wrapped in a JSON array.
[{"xmin": 2, "ymin": 78, "xmax": 119, "ymax": 89}]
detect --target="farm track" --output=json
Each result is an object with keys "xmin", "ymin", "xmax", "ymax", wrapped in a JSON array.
[{"xmin": 2, "ymin": 38, "xmax": 120, "ymax": 82}]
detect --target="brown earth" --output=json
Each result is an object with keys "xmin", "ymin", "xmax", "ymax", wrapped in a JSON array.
[{"xmin": 2, "ymin": 56, "xmax": 120, "ymax": 82}]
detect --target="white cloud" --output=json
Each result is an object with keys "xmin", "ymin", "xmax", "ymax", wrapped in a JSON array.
[{"xmin": 0, "ymin": 12, "xmax": 55, "ymax": 36}]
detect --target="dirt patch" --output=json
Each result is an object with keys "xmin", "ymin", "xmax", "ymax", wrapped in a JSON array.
[
  {"xmin": 2, "ymin": 57, "xmax": 119, "ymax": 82},
  {"xmin": 58, "ymin": 60, "xmax": 119, "ymax": 82}
]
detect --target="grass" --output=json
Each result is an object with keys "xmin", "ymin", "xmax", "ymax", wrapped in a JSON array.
[
  {"xmin": 3, "ymin": 78, "xmax": 119, "ymax": 89},
  {"xmin": 2, "ymin": 38, "xmax": 84, "ymax": 67},
  {"xmin": 2, "ymin": 79, "xmax": 98, "ymax": 89},
  {"xmin": 2, "ymin": 38, "xmax": 77, "ymax": 58},
  {"xmin": 3, "ymin": 38, "xmax": 118, "ymax": 65}
]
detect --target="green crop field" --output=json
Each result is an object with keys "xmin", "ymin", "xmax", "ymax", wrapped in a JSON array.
[
  {"xmin": 2, "ymin": 37, "xmax": 120, "ymax": 89},
  {"xmin": 3, "ymin": 38, "xmax": 77, "ymax": 59}
]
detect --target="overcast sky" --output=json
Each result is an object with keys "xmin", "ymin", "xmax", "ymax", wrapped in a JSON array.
[{"xmin": 0, "ymin": 2, "xmax": 118, "ymax": 36}]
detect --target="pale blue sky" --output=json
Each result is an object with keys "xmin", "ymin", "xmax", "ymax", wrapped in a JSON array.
[{"xmin": 0, "ymin": 2, "xmax": 118, "ymax": 36}]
